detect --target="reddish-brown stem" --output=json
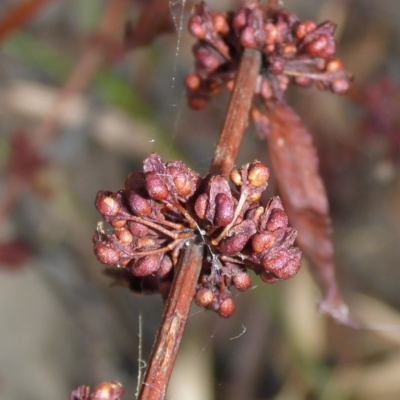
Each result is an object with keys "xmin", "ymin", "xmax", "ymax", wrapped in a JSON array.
[
  {"xmin": 138, "ymin": 44, "xmax": 262, "ymax": 400},
  {"xmin": 210, "ymin": 48, "xmax": 261, "ymax": 175},
  {"xmin": 138, "ymin": 239, "xmax": 204, "ymax": 400}
]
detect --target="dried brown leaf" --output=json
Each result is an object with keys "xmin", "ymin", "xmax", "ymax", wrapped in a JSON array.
[{"xmin": 262, "ymin": 101, "xmax": 357, "ymax": 325}]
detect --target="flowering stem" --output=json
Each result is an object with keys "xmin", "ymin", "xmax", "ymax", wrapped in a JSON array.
[
  {"xmin": 210, "ymin": 48, "xmax": 261, "ymax": 175},
  {"xmin": 138, "ymin": 239, "xmax": 204, "ymax": 400}
]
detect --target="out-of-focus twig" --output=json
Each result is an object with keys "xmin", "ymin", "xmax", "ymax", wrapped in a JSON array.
[{"xmin": 0, "ymin": 0, "xmax": 51, "ymax": 44}]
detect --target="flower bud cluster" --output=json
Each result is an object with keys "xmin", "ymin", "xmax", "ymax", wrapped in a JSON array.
[
  {"xmin": 186, "ymin": 1, "xmax": 351, "ymax": 109},
  {"xmin": 93, "ymin": 154, "xmax": 301, "ymax": 317}
]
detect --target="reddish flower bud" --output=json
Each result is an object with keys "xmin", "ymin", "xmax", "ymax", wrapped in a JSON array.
[
  {"xmin": 233, "ymin": 8, "xmax": 248, "ymax": 30},
  {"xmin": 326, "ymin": 58, "xmax": 343, "ymax": 72},
  {"xmin": 251, "ymin": 231, "xmax": 276, "ymax": 253},
  {"xmin": 188, "ymin": 15, "xmax": 207, "ymax": 39},
  {"xmin": 127, "ymin": 193, "xmax": 152, "ymax": 217},
  {"xmin": 130, "ymin": 255, "xmax": 160, "ymax": 277},
  {"xmin": 212, "ymin": 12, "xmax": 229, "ymax": 34},
  {"xmin": 194, "ymin": 193, "xmax": 209, "ymax": 220},
  {"xmin": 185, "ymin": 73, "xmax": 201, "ymax": 90},
  {"xmin": 214, "ymin": 193, "xmax": 234, "ymax": 226},
  {"xmin": 146, "ymin": 172, "xmax": 169, "ymax": 200},
  {"xmin": 248, "ymin": 162, "xmax": 270, "ymax": 187},
  {"xmin": 94, "ymin": 243, "xmax": 120, "ymax": 265},
  {"xmin": 240, "ymin": 26, "xmax": 257, "ymax": 48},
  {"xmin": 229, "ymin": 169, "xmax": 242, "ymax": 186},
  {"xmin": 233, "ymin": 271, "xmax": 251, "ymax": 291},
  {"xmin": 115, "ymin": 228, "xmax": 133, "ymax": 245},
  {"xmin": 157, "ymin": 255, "xmax": 173, "ymax": 278},
  {"xmin": 266, "ymin": 209, "xmax": 288, "ymax": 231},
  {"xmin": 188, "ymin": 96, "xmax": 206, "ymax": 110},
  {"xmin": 95, "ymin": 191, "xmax": 121, "ymax": 216},
  {"xmin": 264, "ymin": 22, "xmax": 277, "ymax": 45},
  {"xmin": 90, "ymin": 381, "xmax": 124, "ymax": 400},
  {"xmin": 331, "ymin": 78, "xmax": 350, "ymax": 94},
  {"xmin": 110, "ymin": 220, "xmax": 127, "ymax": 229},
  {"xmin": 219, "ymin": 232, "xmax": 249, "ymax": 256},
  {"xmin": 294, "ymin": 20, "xmax": 316, "ymax": 40},
  {"xmin": 195, "ymin": 288, "xmax": 214, "ymax": 307},
  {"xmin": 218, "ymin": 298, "xmax": 236, "ymax": 318}
]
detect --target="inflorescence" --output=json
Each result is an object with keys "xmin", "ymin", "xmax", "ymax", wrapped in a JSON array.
[
  {"xmin": 186, "ymin": 1, "xmax": 351, "ymax": 110},
  {"xmin": 93, "ymin": 154, "xmax": 301, "ymax": 318}
]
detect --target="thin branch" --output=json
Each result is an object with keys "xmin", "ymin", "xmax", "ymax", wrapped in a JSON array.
[
  {"xmin": 0, "ymin": 0, "xmax": 51, "ymax": 44},
  {"xmin": 210, "ymin": 48, "xmax": 261, "ymax": 175},
  {"xmin": 138, "ymin": 239, "xmax": 204, "ymax": 400}
]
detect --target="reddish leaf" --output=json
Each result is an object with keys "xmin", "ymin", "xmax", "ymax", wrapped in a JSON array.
[
  {"xmin": 0, "ymin": 240, "xmax": 33, "ymax": 270},
  {"xmin": 0, "ymin": 0, "xmax": 51, "ymax": 44},
  {"xmin": 261, "ymin": 101, "xmax": 357, "ymax": 325}
]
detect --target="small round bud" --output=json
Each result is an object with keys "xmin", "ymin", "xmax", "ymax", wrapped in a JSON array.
[
  {"xmin": 264, "ymin": 23, "xmax": 277, "ymax": 45},
  {"xmin": 240, "ymin": 27, "xmax": 257, "ymax": 48},
  {"xmin": 195, "ymin": 288, "xmax": 214, "ymax": 307},
  {"xmin": 232, "ymin": 272, "xmax": 251, "ymax": 291},
  {"xmin": 127, "ymin": 221, "xmax": 154, "ymax": 237},
  {"xmin": 283, "ymin": 43, "xmax": 297, "ymax": 55},
  {"xmin": 168, "ymin": 167, "xmax": 193, "ymax": 198},
  {"xmin": 95, "ymin": 191, "xmax": 120, "ymax": 216},
  {"xmin": 230, "ymin": 169, "xmax": 242, "ymax": 186},
  {"xmin": 194, "ymin": 193, "xmax": 209, "ymax": 220},
  {"xmin": 225, "ymin": 79, "xmax": 235, "ymax": 91},
  {"xmin": 331, "ymin": 78, "xmax": 350, "ymax": 94},
  {"xmin": 269, "ymin": 58, "xmax": 284, "ymax": 75},
  {"xmin": 188, "ymin": 16, "xmax": 206, "ymax": 39},
  {"xmin": 212, "ymin": 12, "xmax": 229, "ymax": 34},
  {"xmin": 130, "ymin": 255, "xmax": 160, "ymax": 277},
  {"xmin": 218, "ymin": 298, "xmax": 236, "ymax": 318},
  {"xmin": 219, "ymin": 232, "xmax": 249, "ymax": 256},
  {"xmin": 115, "ymin": 228, "xmax": 133, "ymax": 245},
  {"xmin": 214, "ymin": 193, "xmax": 234, "ymax": 226},
  {"xmin": 94, "ymin": 243, "xmax": 120, "ymax": 265},
  {"xmin": 251, "ymin": 232, "xmax": 276, "ymax": 253},
  {"xmin": 262, "ymin": 250, "xmax": 287, "ymax": 273},
  {"xmin": 90, "ymin": 381, "xmax": 124, "ymax": 400},
  {"xmin": 233, "ymin": 9, "xmax": 247, "ymax": 30},
  {"xmin": 128, "ymin": 193, "xmax": 152, "ymax": 216},
  {"xmin": 185, "ymin": 73, "xmax": 201, "ymax": 90},
  {"xmin": 248, "ymin": 162, "xmax": 270, "ymax": 187},
  {"xmin": 110, "ymin": 220, "xmax": 127, "ymax": 229},
  {"xmin": 189, "ymin": 96, "xmax": 206, "ymax": 110},
  {"xmin": 266, "ymin": 209, "xmax": 288, "ymax": 231},
  {"xmin": 326, "ymin": 58, "xmax": 343, "ymax": 72},
  {"xmin": 157, "ymin": 255, "xmax": 173, "ymax": 278},
  {"xmin": 294, "ymin": 21, "xmax": 316, "ymax": 40},
  {"xmin": 146, "ymin": 172, "xmax": 169, "ymax": 200}
]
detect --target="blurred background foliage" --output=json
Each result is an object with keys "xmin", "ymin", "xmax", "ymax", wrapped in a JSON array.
[{"xmin": 0, "ymin": 0, "xmax": 400, "ymax": 399}]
